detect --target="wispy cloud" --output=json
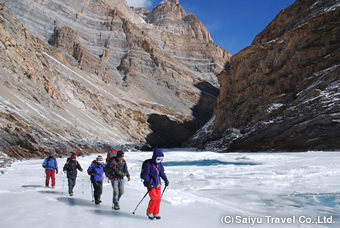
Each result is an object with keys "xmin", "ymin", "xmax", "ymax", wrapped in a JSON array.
[{"xmin": 126, "ymin": 0, "xmax": 154, "ymax": 8}]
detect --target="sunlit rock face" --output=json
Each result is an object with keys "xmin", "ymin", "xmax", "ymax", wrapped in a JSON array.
[
  {"xmin": 187, "ymin": 0, "xmax": 340, "ymax": 152},
  {"xmin": 0, "ymin": 0, "xmax": 230, "ymax": 157}
]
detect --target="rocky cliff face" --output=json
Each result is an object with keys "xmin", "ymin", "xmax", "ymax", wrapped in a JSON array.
[
  {"xmin": 145, "ymin": 0, "xmax": 212, "ymax": 43},
  {"xmin": 0, "ymin": 0, "xmax": 231, "ymax": 158},
  {"xmin": 188, "ymin": 0, "xmax": 340, "ymax": 152}
]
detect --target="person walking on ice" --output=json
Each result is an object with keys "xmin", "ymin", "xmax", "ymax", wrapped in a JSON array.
[
  {"xmin": 141, "ymin": 148, "xmax": 169, "ymax": 220},
  {"xmin": 105, "ymin": 150, "xmax": 131, "ymax": 210},
  {"xmin": 42, "ymin": 151, "xmax": 58, "ymax": 188},
  {"xmin": 87, "ymin": 155, "xmax": 105, "ymax": 204},
  {"xmin": 63, "ymin": 153, "xmax": 83, "ymax": 196}
]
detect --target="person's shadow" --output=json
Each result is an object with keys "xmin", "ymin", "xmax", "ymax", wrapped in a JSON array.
[{"xmin": 56, "ymin": 196, "xmax": 145, "ymax": 220}]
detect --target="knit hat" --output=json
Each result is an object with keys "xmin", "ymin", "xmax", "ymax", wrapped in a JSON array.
[
  {"xmin": 117, "ymin": 150, "xmax": 124, "ymax": 157},
  {"xmin": 96, "ymin": 155, "xmax": 104, "ymax": 164},
  {"xmin": 71, "ymin": 155, "xmax": 76, "ymax": 160}
]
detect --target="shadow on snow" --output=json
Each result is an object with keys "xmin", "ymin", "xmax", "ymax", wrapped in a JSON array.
[
  {"xmin": 93, "ymin": 209, "xmax": 146, "ymax": 220},
  {"xmin": 56, "ymin": 196, "xmax": 96, "ymax": 207},
  {"xmin": 22, "ymin": 185, "xmax": 45, "ymax": 188},
  {"xmin": 38, "ymin": 190, "xmax": 64, "ymax": 195},
  {"xmin": 55, "ymin": 197, "xmax": 146, "ymax": 220}
]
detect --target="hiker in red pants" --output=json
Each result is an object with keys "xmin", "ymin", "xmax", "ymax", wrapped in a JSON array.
[
  {"xmin": 141, "ymin": 148, "xmax": 169, "ymax": 220},
  {"xmin": 42, "ymin": 151, "xmax": 58, "ymax": 188}
]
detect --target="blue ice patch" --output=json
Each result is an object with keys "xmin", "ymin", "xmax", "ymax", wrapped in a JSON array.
[
  {"xmin": 162, "ymin": 159, "xmax": 260, "ymax": 167},
  {"xmin": 284, "ymin": 193, "xmax": 340, "ymax": 208},
  {"xmin": 296, "ymin": 193, "xmax": 340, "ymax": 208}
]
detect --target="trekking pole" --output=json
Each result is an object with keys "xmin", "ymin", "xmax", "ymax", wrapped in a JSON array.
[
  {"xmin": 132, "ymin": 190, "xmax": 150, "ymax": 214},
  {"xmin": 161, "ymin": 185, "xmax": 167, "ymax": 198},
  {"xmin": 62, "ymin": 179, "xmax": 65, "ymax": 195},
  {"xmin": 112, "ymin": 193, "xmax": 114, "ymax": 210},
  {"xmin": 82, "ymin": 178, "xmax": 84, "ymax": 194},
  {"xmin": 91, "ymin": 181, "xmax": 94, "ymax": 202}
]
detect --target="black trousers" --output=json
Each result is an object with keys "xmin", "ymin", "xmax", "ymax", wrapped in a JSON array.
[
  {"xmin": 91, "ymin": 180, "xmax": 103, "ymax": 200},
  {"xmin": 68, "ymin": 178, "xmax": 76, "ymax": 194}
]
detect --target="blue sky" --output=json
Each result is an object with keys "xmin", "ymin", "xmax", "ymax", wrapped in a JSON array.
[{"xmin": 127, "ymin": 0, "xmax": 295, "ymax": 55}]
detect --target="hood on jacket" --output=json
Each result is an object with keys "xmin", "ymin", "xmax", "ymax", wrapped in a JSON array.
[{"xmin": 152, "ymin": 148, "xmax": 164, "ymax": 164}]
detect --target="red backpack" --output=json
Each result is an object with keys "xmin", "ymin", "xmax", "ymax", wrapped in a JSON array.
[{"xmin": 106, "ymin": 151, "xmax": 117, "ymax": 162}]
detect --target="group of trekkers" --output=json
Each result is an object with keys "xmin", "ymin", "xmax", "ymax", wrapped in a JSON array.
[{"xmin": 42, "ymin": 148, "xmax": 169, "ymax": 220}]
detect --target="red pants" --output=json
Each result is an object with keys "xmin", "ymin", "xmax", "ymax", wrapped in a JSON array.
[
  {"xmin": 45, "ymin": 170, "xmax": 56, "ymax": 187},
  {"xmin": 147, "ymin": 187, "xmax": 161, "ymax": 215}
]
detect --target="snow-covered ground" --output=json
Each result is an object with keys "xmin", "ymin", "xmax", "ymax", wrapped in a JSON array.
[{"xmin": 0, "ymin": 150, "xmax": 339, "ymax": 227}]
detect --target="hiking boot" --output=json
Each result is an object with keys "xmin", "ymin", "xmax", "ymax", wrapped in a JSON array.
[
  {"xmin": 95, "ymin": 197, "xmax": 102, "ymax": 204},
  {"xmin": 45, "ymin": 186, "xmax": 49, "ymax": 188},
  {"xmin": 147, "ymin": 213, "xmax": 154, "ymax": 220},
  {"xmin": 69, "ymin": 192, "xmax": 73, "ymax": 196},
  {"xmin": 52, "ymin": 186, "xmax": 55, "ymax": 189},
  {"xmin": 154, "ymin": 214, "xmax": 161, "ymax": 220},
  {"xmin": 113, "ymin": 203, "xmax": 120, "ymax": 210}
]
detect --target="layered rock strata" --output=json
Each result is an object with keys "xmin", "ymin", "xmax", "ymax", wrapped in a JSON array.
[
  {"xmin": 1, "ymin": 0, "xmax": 231, "ymax": 158},
  {"xmin": 188, "ymin": 0, "xmax": 340, "ymax": 151}
]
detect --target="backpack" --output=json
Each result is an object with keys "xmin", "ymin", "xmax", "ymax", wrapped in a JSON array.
[
  {"xmin": 106, "ymin": 151, "xmax": 117, "ymax": 162},
  {"xmin": 140, "ymin": 159, "xmax": 152, "ymax": 180},
  {"xmin": 45, "ymin": 156, "xmax": 57, "ymax": 169},
  {"xmin": 64, "ymin": 158, "xmax": 77, "ymax": 171},
  {"xmin": 104, "ymin": 157, "xmax": 117, "ymax": 179}
]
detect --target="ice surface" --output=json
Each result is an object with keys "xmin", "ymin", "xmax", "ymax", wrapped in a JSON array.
[{"xmin": 0, "ymin": 150, "xmax": 339, "ymax": 227}]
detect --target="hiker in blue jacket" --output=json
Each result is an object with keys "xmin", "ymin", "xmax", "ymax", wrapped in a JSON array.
[
  {"xmin": 42, "ymin": 151, "xmax": 58, "ymax": 188},
  {"xmin": 142, "ymin": 148, "xmax": 169, "ymax": 220},
  {"xmin": 87, "ymin": 155, "xmax": 105, "ymax": 204}
]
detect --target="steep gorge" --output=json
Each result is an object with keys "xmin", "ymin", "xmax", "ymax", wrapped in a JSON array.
[
  {"xmin": 188, "ymin": 0, "xmax": 340, "ymax": 152},
  {"xmin": 2, "ymin": 0, "xmax": 338, "ymax": 159},
  {"xmin": 0, "ymin": 0, "xmax": 231, "ymax": 158}
]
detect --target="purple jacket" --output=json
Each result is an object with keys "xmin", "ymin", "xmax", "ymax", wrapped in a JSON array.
[
  {"xmin": 142, "ymin": 148, "xmax": 167, "ymax": 188},
  {"xmin": 87, "ymin": 161, "xmax": 105, "ymax": 182}
]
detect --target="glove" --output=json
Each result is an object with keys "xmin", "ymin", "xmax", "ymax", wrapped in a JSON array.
[
  {"xmin": 80, "ymin": 169, "xmax": 83, "ymax": 172},
  {"xmin": 56, "ymin": 168, "xmax": 58, "ymax": 174},
  {"xmin": 128, "ymin": 177, "xmax": 131, "ymax": 181},
  {"xmin": 146, "ymin": 181, "xmax": 153, "ymax": 190},
  {"xmin": 88, "ymin": 172, "xmax": 92, "ymax": 176},
  {"xmin": 164, "ymin": 178, "xmax": 169, "ymax": 187}
]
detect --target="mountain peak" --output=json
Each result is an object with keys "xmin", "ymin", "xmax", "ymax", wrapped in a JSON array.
[
  {"xmin": 145, "ymin": 0, "xmax": 212, "ymax": 42},
  {"xmin": 147, "ymin": 0, "xmax": 186, "ymax": 22},
  {"xmin": 160, "ymin": 0, "xmax": 179, "ymax": 5}
]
